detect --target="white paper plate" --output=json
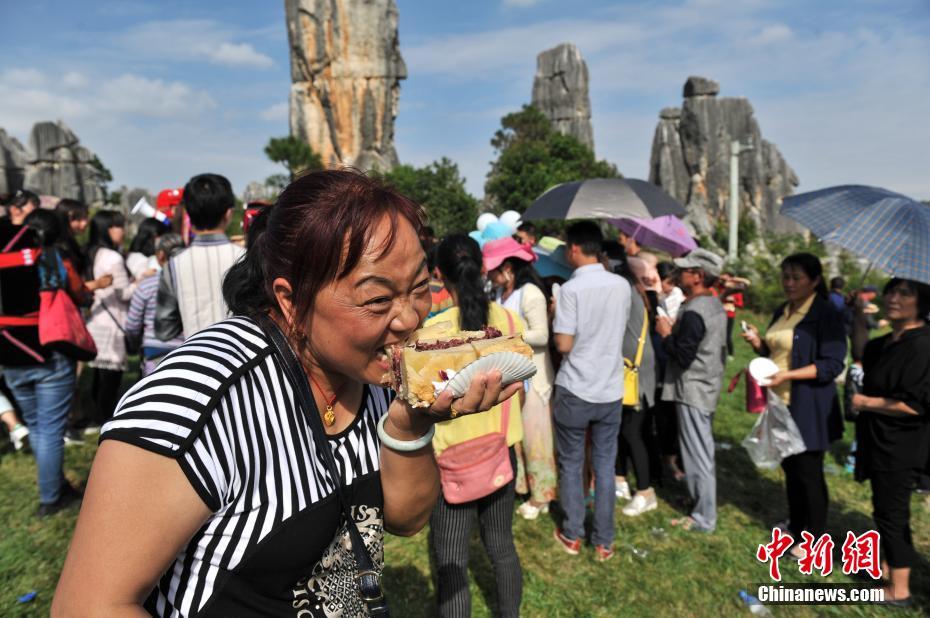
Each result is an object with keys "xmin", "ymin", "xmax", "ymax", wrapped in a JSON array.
[
  {"xmin": 749, "ymin": 357, "xmax": 779, "ymax": 386},
  {"xmin": 445, "ymin": 351, "xmax": 537, "ymax": 398}
]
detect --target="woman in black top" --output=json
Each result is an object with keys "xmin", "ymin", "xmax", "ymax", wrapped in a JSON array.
[
  {"xmin": 853, "ymin": 278, "xmax": 930, "ymax": 606},
  {"xmin": 53, "ymin": 170, "xmax": 520, "ymax": 616}
]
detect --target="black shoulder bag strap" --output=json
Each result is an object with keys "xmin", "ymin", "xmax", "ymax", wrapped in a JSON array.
[{"xmin": 257, "ymin": 314, "xmax": 389, "ymax": 617}]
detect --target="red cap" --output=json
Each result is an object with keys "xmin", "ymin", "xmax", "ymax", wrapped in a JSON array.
[{"xmin": 156, "ymin": 188, "xmax": 184, "ymax": 219}]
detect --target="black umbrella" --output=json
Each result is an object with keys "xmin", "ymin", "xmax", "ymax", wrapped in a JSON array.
[{"xmin": 522, "ymin": 178, "xmax": 686, "ymax": 221}]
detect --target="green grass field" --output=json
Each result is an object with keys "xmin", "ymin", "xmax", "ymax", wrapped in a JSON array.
[{"xmin": 1, "ymin": 322, "xmax": 927, "ymax": 616}]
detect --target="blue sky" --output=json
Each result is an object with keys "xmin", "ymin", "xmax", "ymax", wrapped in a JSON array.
[{"xmin": 1, "ymin": 0, "xmax": 928, "ymax": 201}]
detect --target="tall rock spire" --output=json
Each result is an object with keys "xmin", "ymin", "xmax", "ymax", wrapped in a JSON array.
[
  {"xmin": 531, "ymin": 43, "xmax": 595, "ymax": 152},
  {"xmin": 649, "ymin": 76, "xmax": 799, "ymax": 235},
  {"xmin": 285, "ymin": 0, "xmax": 406, "ymax": 171}
]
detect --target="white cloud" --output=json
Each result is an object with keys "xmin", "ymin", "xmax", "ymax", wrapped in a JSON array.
[
  {"xmin": 0, "ymin": 68, "xmax": 217, "ymax": 136},
  {"xmin": 503, "ymin": 0, "xmax": 543, "ymax": 7},
  {"xmin": 208, "ymin": 42, "xmax": 274, "ymax": 68},
  {"xmin": 97, "ymin": 74, "xmax": 217, "ymax": 116},
  {"xmin": 752, "ymin": 23, "xmax": 793, "ymax": 45},
  {"xmin": 260, "ymin": 101, "xmax": 289, "ymax": 122},
  {"xmin": 2, "ymin": 68, "xmax": 46, "ymax": 87},
  {"xmin": 63, "ymin": 71, "xmax": 89, "ymax": 89},
  {"xmin": 116, "ymin": 19, "xmax": 274, "ymax": 68}
]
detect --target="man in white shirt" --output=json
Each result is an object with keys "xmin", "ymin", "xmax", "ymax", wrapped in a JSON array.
[
  {"xmin": 551, "ymin": 221, "xmax": 632, "ymax": 562},
  {"xmin": 155, "ymin": 174, "xmax": 244, "ymax": 340}
]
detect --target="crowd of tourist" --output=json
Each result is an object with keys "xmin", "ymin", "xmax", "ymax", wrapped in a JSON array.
[{"xmin": 0, "ymin": 168, "xmax": 926, "ymax": 615}]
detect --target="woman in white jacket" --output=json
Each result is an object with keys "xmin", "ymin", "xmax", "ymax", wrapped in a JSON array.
[
  {"xmin": 483, "ymin": 237, "xmax": 557, "ymax": 519},
  {"xmin": 84, "ymin": 211, "xmax": 136, "ymax": 429}
]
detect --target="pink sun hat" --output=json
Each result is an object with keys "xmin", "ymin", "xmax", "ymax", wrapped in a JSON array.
[{"xmin": 482, "ymin": 237, "xmax": 537, "ymax": 272}]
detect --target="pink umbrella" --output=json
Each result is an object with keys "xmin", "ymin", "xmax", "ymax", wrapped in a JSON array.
[{"xmin": 607, "ymin": 215, "xmax": 697, "ymax": 257}]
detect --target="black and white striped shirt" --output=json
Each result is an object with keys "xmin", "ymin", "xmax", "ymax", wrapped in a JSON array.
[{"xmin": 101, "ymin": 317, "xmax": 391, "ymax": 617}]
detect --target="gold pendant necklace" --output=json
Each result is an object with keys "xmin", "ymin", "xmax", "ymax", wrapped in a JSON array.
[
  {"xmin": 323, "ymin": 404, "xmax": 336, "ymax": 427},
  {"xmin": 308, "ymin": 372, "xmax": 340, "ymax": 427}
]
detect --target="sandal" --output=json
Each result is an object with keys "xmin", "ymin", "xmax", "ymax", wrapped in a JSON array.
[
  {"xmin": 670, "ymin": 516, "xmax": 713, "ymax": 533},
  {"xmin": 670, "ymin": 516, "xmax": 695, "ymax": 529}
]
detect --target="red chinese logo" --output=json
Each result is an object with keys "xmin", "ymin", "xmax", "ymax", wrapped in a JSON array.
[
  {"xmin": 841, "ymin": 530, "xmax": 882, "ymax": 580},
  {"xmin": 756, "ymin": 528, "xmax": 794, "ymax": 581},
  {"xmin": 758, "ymin": 529, "xmax": 882, "ymax": 581},
  {"xmin": 797, "ymin": 532, "xmax": 835, "ymax": 576}
]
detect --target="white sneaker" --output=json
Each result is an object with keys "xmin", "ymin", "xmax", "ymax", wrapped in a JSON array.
[
  {"xmin": 622, "ymin": 493, "xmax": 658, "ymax": 516},
  {"xmin": 10, "ymin": 424, "xmax": 29, "ymax": 451},
  {"xmin": 615, "ymin": 480, "xmax": 631, "ymax": 501},
  {"xmin": 516, "ymin": 501, "xmax": 549, "ymax": 520}
]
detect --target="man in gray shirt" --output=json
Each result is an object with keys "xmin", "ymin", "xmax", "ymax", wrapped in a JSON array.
[
  {"xmin": 656, "ymin": 248, "xmax": 727, "ymax": 533},
  {"xmin": 551, "ymin": 221, "xmax": 631, "ymax": 561}
]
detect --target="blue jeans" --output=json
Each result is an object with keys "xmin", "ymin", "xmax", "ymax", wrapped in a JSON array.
[
  {"xmin": 4, "ymin": 353, "xmax": 76, "ymax": 504},
  {"xmin": 553, "ymin": 386, "xmax": 622, "ymax": 547}
]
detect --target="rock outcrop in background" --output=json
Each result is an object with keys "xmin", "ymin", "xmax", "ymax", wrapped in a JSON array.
[
  {"xmin": 286, "ymin": 0, "xmax": 406, "ymax": 171},
  {"xmin": 0, "ymin": 121, "xmax": 107, "ymax": 205},
  {"xmin": 0, "ymin": 130, "xmax": 28, "ymax": 196},
  {"xmin": 649, "ymin": 76, "xmax": 799, "ymax": 236},
  {"xmin": 531, "ymin": 43, "xmax": 594, "ymax": 152}
]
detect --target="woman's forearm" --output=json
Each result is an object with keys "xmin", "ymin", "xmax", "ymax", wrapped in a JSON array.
[
  {"xmin": 379, "ymin": 407, "xmax": 440, "ymax": 536},
  {"xmin": 859, "ymin": 396, "xmax": 918, "ymax": 417},
  {"xmin": 783, "ymin": 364, "xmax": 818, "ymax": 381},
  {"xmin": 379, "ymin": 443, "xmax": 439, "ymax": 536}
]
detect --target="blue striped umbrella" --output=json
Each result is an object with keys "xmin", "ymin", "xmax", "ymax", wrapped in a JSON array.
[{"xmin": 781, "ymin": 185, "xmax": 930, "ymax": 284}]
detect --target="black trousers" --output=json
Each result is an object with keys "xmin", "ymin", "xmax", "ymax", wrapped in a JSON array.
[
  {"xmin": 781, "ymin": 450, "xmax": 828, "ymax": 538},
  {"xmin": 654, "ymin": 397, "xmax": 680, "ymax": 458},
  {"xmin": 616, "ymin": 406, "xmax": 650, "ymax": 490},
  {"xmin": 429, "ymin": 448, "xmax": 522, "ymax": 618},
  {"xmin": 871, "ymin": 469, "xmax": 918, "ymax": 569},
  {"xmin": 90, "ymin": 368, "xmax": 123, "ymax": 425}
]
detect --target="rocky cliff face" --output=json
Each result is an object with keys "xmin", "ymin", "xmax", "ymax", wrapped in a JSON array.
[
  {"xmin": 649, "ymin": 76, "xmax": 799, "ymax": 236},
  {"xmin": 0, "ymin": 129, "xmax": 28, "ymax": 197},
  {"xmin": 531, "ymin": 43, "xmax": 594, "ymax": 152},
  {"xmin": 286, "ymin": 0, "xmax": 406, "ymax": 171},
  {"xmin": 23, "ymin": 121, "xmax": 106, "ymax": 205}
]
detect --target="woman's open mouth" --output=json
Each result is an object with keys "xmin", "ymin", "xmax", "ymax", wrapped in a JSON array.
[{"xmin": 375, "ymin": 349, "xmax": 391, "ymax": 371}]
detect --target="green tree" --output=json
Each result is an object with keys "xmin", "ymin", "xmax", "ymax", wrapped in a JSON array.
[
  {"xmin": 264, "ymin": 174, "xmax": 289, "ymax": 196},
  {"xmin": 264, "ymin": 136, "xmax": 323, "ymax": 180},
  {"xmin": 382, "ymin": 158, "xmax": 479, "ymax": 237},
  {"xmin": 485, "ymin": 105, "xmax": 619, "ymax": 214},
  {"xmin": 89, "ymin": 154, "xmax": 114, "ymax": 203}
]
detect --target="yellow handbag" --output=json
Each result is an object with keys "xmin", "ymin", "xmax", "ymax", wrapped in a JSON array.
[{"xmin": 623, "ymin": 309, "xmax": 649, "ymax": 407}]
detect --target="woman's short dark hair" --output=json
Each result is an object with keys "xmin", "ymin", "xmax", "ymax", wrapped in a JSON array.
[
  {"xmin": 781, "ymin": 253, "xmax": 828, "ymax": 298},
  {"xmin": 129, "ymin": 217, "xmax": 167, "ymax": 256},
  {"xmin": 85, "ymin": 210, "xmax": 125, "ymax": 277},
  {"xmin": 883, "ymin": 278, "xmax": 930, "ymax": 320},
  {"xmin": 565, "ymin": 221, "xmax": 602, "ymax": 256},
  {"xmin": 435, "ymin": 234, "xmax": 488, "ymax": 331},
  {"xmin": 223, "ymin": 169, "xmax": 425, "ymax": 340},
  {"xmin": 184, "ymin": 173, "xmax": 235, "ymax": 230}
]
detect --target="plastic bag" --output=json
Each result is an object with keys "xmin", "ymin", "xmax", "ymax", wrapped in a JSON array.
[{"xmin": 741, "ymin": 391, "xmax": 807, "ymax": 469}]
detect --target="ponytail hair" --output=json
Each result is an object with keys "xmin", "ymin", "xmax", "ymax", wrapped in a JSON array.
[
  {"xmin": 223, "ymin": 204, "xmax": 274, "ymax": 316},
  {"xmin": 436, "ymin": 234, "xmax": 489, "ymax": 331}
]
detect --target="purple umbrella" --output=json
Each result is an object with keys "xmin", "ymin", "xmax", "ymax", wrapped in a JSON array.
[{"xmin": 608, "ymin": 215, "xmax": 697, "ymax": 257}]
